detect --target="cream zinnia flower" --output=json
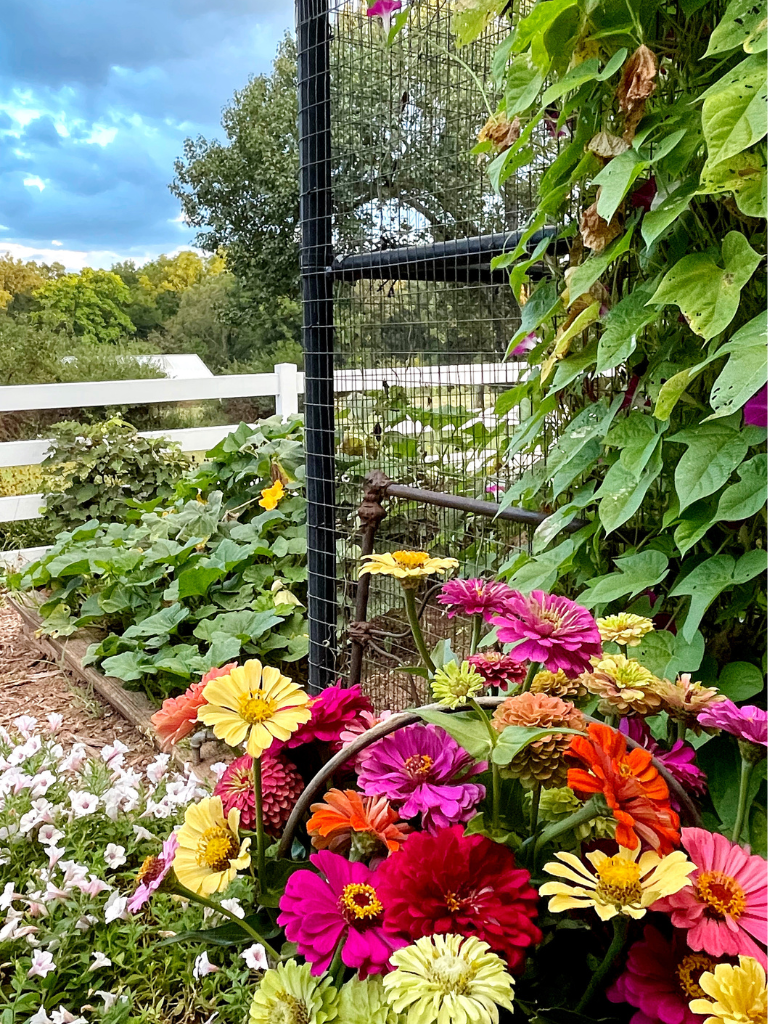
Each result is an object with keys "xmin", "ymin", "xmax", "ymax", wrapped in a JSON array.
[
  {"xmin": 582, "ymin": 653, "xmax": 664, "ymax": 716},
  {"xmin": 337, "ymin": 976, "xmax": 401, "ymax": 1024},
  {"xmin": 359, "ymin": 550, "xmax": 458, "ymax": 587},
  {"xmin": 597, "ymin": 613, "xmax": 654, "ymax": 646},
  {"xmin": 383, "ymin": 933, "xmax": 514, "ymax": 1024},
  {"xmin": 540, "ymin": 845, "xmax": 695, "ymax": 921},
  {"xmin": 431, "ymin": 661, "xmax": 485, "ymax": 709},
  {"xmin": 250, "ymin": 960, "xmax": 338, "ymax": 1024},
  {"xmin": 197, "ymin": 659, "xmax": 311, "ymax": 758},
  {"xmin": 173, "ymin": 796, "xmax": 251, "ymax": 895},
  {"xmin": 689, "ymin": 956, "xmax": 767, "ymax": 1024}
]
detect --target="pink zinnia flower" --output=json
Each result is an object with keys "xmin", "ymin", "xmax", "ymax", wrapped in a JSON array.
[
  {"xmin": 339, "ymin": 709, "xmax": 394, "ymax": 769},
  {"xmin": 273, "ymin": 682, "xmax": 373, "ymax": 751},
  {"xmin": 214, "ymin": 753, "xmax": 304, "ymax": 833},
  {"xmin": 654, "ymin": 827, "xmax": 768, "ymax": 967},
  {"xmin": 277, "ymin": 849, "xmax": 404, "ymax": 977},
  {"xmin": 620, "ymin": 718, "xmax": 707, "ymax": 809},
  {"xmin": 366, "ymin": 0, "xmax": 402, "ymax": 32},
  {"xmin": 437, "ymin": 578, "xmax": 512, "ymax": 620},
  {"xmin": 357, "ymin": 723, "xmax": 486, "ymax": 832},
  {"xmin": 744, "ymin": 385, "xmax": 767, "ymax": 428},
  {"xmin": 697, "ymin": 700, "xmax": 768, "ymax": 749},
  {"xmin": 493, "ymin": 590, "xmax": 602, "ymax": 675},
  {"xmin": 150, "ymin": 664, "xmax": 237, "ymax": 749},
  {"xmin": 607, "ymin": 924, "xmax": 720, "ymax": 1024},
  {"xmin": 127, "ymin": 833, "xmax": 178, "ymax": 913},
  {"xmin": 467, "ymin": 651, "xmax": 527, "ymax": 691}
]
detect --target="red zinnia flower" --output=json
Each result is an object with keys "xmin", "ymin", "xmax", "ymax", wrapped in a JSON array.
[
  {"xmin": 272, "ymin": 682, "xmax": 374, "ymax": 751},
  {"xmin": 213, "ymin": 753, "xmax": 304, "ymax": 834},
  {"xmin": 466, "ymin": 652, "xmax": 527, "ymax": 691},
  {"xmin": 376, "ymin": 824, "xmax": 542, "ymax": 971},
  {"xmin": 568, "ymin": 722, "xmax": 680, "ymax": 855}
]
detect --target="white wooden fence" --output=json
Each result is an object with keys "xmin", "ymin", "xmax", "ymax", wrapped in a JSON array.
[{"xmin": 0, "ymin": 359, "xmax": 523, "ymax": 561}]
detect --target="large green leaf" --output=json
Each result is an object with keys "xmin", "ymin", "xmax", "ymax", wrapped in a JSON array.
[
  {"xmin": 597, "ymin": 442, "xmax": 664, "ymax": 534},
  {"xmin": 596, "ymin": 280, "xmax": 660, "ymax": 373},
  {"xmin": 503, "ymin": 538, "xmax": 575, "ymax": 592},
  {"xmin": 649, "ymin": 232, "xmax": 761, "ymax": 340},
  {"xmin": 718, "ymin": 661, "xmax": 765, "ymax": 700},
  {"xmin": 715, "ymin": 454, "xmax": 767, "ymax": 522},
  {"xmin": 414, "ymin": 709, "xmax": 493, "ymax": 760},
  {"xmin": 492, "ymin": 725, "xmax": 586, "ymax": 766},
  {"xmin": 580, "ymin": 550, "xmax": 670, "ymax": 607},
  {"xmin": 510, "ymin": 0, "xmax": 578, "ymax": 52},
  {"xmin": 706, "ymin": 0, "xmax": 768, "ymax": 55},
  {"xmin": 669, "ymin": 549, "xmax": 768, "ymax": 641},
  {"xmin": 567, "ymin": 225, "xmax": 636, "ymax": 305},
  {"xmin": 701, "ymin": 54, "xmax": 768, "ymax": 165},
  {"xmin": 632, "ymin": 629, "xmax": 706, "ymax": 678},
  {"xmin": 641, "ymin": 185, "xmax": 696, "ymax": 248},
  {"xmin": 708, "ymin": 314, "xmax": 768, "ymax": 418},
  {"xmin": 122, "ymin": 603, "xmax": 189, "ymax": 640},
  {"xmin": 669, "ymin": 421, "xmax": 750, "ymax": 511}
]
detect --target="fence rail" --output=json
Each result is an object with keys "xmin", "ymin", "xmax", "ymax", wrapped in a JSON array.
[{"xmin": 0, "ymin": 359, "xmax": 524, "ymax": 528}]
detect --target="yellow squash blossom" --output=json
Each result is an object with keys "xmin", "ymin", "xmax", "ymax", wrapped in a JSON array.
[
  {"xmin": 259, "ymin": 479, "xmax": 285, "ymax": 510},
  {"xmin": 359, "ymin": 550, "xmax": 458, "ymax": 585},
  {"xmin": 197, "ymin": 659, "xmax": 311, "ymax": 758},
  {"xmin": 540, "ymin": 845, "xmax": 695, "ymax": 921},
  {"xmin": 689, "ymin": 957, "xmax": 767, "ymax": 1024},
  {"xmin": 173, "ymin": 796, "xmax": 251, "ymax": 895}
]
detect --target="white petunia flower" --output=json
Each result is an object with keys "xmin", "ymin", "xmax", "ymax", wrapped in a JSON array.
[
  {"xmin": 193, "ymin": 952, "xmax": 219, "ymax": 979},
  {"xmin": 220, "ymin": 898, "xmax": 244, "ymax": 919},
  {"xmin": 240, "ymin": 944, "xmax": 268, "ymax": 971},
  {"xmin": 89, "ymin": 951, "xmax": 112, "ymax": 971},
  {"xmin": 38, "ymin": 825, "xmax": 64, "ymax": 847},
  {"xmin": 27, "ymin": 1008, "xmax": 52, "ymax": 1024},
  {"xmin": 30, "ymin": 772, "xmax": 56, "ymax": 798},
  {"xmin": 103, "ymin": 892, "xmax": 128, "ymax": 923},
  {"xmin": 146, "ymin": 754, "xmax": 170, "ymax": 784},
  {"xmin": 132, "ymin": 824, "xmax": 156, "ymax": 842},
  {"xmin": 104, "ymin": 844, "xmax": 126, "ymax": 869},
  {"xmin": 59, "ymin": 745, "xmax": 87, "ymax": 773},
  {"xmin": 46, "ymin": 714, "xmax": 64, "ymax": 734},
  {"xmin": 69, "ymin": 792, "xmax": 99, "ymax": 818},
  {"xmin": 14, "ymin": 716, "xmax": 38, "ymax": 739},
  {"xmin": 0, "ymin": 882, "xmax": 19, "ymax": 910},
  {"xmin": 27, "ymin": 950, "xmax": 56, "ymax": 978}
]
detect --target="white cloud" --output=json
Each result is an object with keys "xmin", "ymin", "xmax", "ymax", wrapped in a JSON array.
[
  {"xmin": 86, "ymin": 124, "xmax": 117, "ymax": 146},
  {"xmin": 0, "ymin": 240, "xmax": 202, "ymax": 272},
  {"xmin": 23, "ymin": 175, "xmax": 45, "ymax": 191}
]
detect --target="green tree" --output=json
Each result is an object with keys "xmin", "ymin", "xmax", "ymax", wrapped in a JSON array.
[
  {"xmin": 0, "ymin": 253, "xmax": 65, "ymax": 312},
  {"xmin": 32, "ymin": 268, "xmax": 135, "ymax": 343}
]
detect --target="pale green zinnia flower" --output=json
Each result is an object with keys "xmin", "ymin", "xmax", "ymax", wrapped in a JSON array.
[
  {"xmin": 383, "ymin": 933, "xmax": 514, "ymax": 1024},
  {"xmin": 337, "ymin": 975, "xmax": 401, "ymax": 1023},
  {"xmin": 249, "ymin": 960, "xmax": 338, "ymax": 1024},
  {"xmin": 430, "ymin": 661, "xmax": 485, "ymax": 709}
]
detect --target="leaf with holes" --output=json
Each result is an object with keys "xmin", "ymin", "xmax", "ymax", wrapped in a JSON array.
[{"xmin": 669, "ymin": 421, "xmax": 750, "ymax": 512}]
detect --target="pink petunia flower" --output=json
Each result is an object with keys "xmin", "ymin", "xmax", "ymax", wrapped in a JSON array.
[
  {"xmin": 127, "ymin": 833, "xmax": 178, "ymax": 913},
  {"xmin": 277, "ymin": 849, "xmax": 405, "ymax": 977},
  {"xmin": 697, "ymin": 699, "xmax": 768, "ymax": 749},
  {"xmin": 357, "ymin": 723, "xmax": 486, "ymax": 832},
  {"xmin": 493, "ymin": 590, "xmax": 602, "ymax": 675},
  {"xmin": 654, "ymin": 827, "xmax": 768, "ymax": 968},
  {"xmin": 437, "ymin": 578, "xmax": 513, "ymax": 621},
  {"xmin": 607, "ymin": 923, "xmax": 720, "ymax": 1024},
  {"xmin": 366, "ymin": 0, "xmax": 402, "ymax": 33},
  {"xmin": 744, "ymin": 385, "xmax": 767, "ymax": 428}
]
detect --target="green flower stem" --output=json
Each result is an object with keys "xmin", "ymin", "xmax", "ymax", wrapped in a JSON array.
[
  {"xmin": 529, "ymin": 783, "xmax": 542, "ymax": 836},
  {"xmin": 676, "ymin": 719, "xmax": 687, "ymax": 743},
  {"xmin": 403, "ymin": 587, "xmax": 436, "ymax": 675},
  {"xmin": 732, "ymin": 756, "xmax": 756, "ymax": 845},
  {"xmin": 604, "ymin": 713, "xmax": 618, "ymax": 729},
  {"xmin": 172, "ymin": 883, "xmax": 281, "ymax": 960},
  {"xmin": 533, "ymin": 795, "xmax": 604, "ymax": 863},
  {"xmin": 470, "ymin": 614, "xmax": 483, "ymax": 657},
  {"xmin": 470, "ymin": 697, "xmax": 501, "ymax": 830},
  {"xmin": 328, "ymin": 941, "xmax": 345, "ymax": 987},
  {"xmin": 252, "ymin": 755, "xmax": 267, "ymax": 896},
  {"xmin": 575, "ymin": 915, "xmax": 629, "ymax": 1013},
  {"xmin": 521, "ymin": 661, "xmax": 541, "ymax": 693}
]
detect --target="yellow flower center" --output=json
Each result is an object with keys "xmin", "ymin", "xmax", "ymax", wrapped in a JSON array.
[
  {"xmin": 696, "ymin": 870, "xmax": 746, "ymax": 919},
  {"xmin": 676, "ymin": 953, "xmax": 719, "ymax": 999},
  {"xmin": 393, "ymin": 550, "xmax": 430, "ymax": 568},
  {"xmin": 595, "ymin": 856, "xmax": 644, "ymax": 906},
  {"xmin": 429, "ymin": 953, "xmax": 474, "ymax": 994},
  {"xmin": 338, "ymin": 882, "xmax": 383, "ymax": 923},
  {"xmin": 269, "ymin": 992, "xmax": 309, "ymax": 1024},
  {"xmin": 137, "ymin": 855, "xmax": 162, "ymax": 885},
  {"xmin": 197, "ymin": 826, "xmax": 240, "ymax": 871},
  {"xmin": 444, "ymin": 890, "xmax": 463, "ymax": 912},
  {"xmin": 404, "ymin": 754, "xmax": 434, "ymax": 779},
  {"xmin": 238, "ymin": 691, "xmax": 278, "ymax": 725}
]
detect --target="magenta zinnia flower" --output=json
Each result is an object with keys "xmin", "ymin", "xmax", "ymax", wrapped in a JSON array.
[
  {"xmin": 213, "ymin": 753, "xmax": 304, "ymax": 833},
  {"xmin": 697, "ymin": 699, "xmax": 768, "ymax": 749},
  {"xmin": 654, "ymin": 827, "xmax": 768, "ymax": 967},
  {"xmin": 437, "ymin": 578, "xmax": 512, "ymax": 620},
  {"xmin": 466, "ymin": 652, "xmax": 527, "ymax": 691},
  {"xmin": 128, "ymin": 833, "xmax": 178, "ymax": 913},
  {"xmin": 493, "ymin": 590, "xmax": 602, "ymax": 675},
  {"xmin": 620, "ymin": 718, "xmax": 707, "ymax": 808},
  {"xmin": 607, "ymin": 924, "xmax": 721, "ymax": 1024},
  {"xmin": 357, "ymin": 723, "xmax": 486, "ymax": 832},
  {"xmin": 273, "ymin": 682, "xmax": 373, "ymax": 751},
  {"xmin": 744, "ymin": 385, "xmax": 767, "ymax": 428},
  {"xmin": 278, "ymin": 850, "xmax": 404, "ymax": 977}
]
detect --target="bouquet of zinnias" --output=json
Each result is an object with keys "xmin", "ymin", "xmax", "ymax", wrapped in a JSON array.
[{"xmin": 124, "ymin": 552, "xmax": 766, "ymax": 1024}]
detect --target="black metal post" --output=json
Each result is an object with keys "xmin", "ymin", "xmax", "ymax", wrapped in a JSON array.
[{"xmin": 297, "ymin": 0, "xmax": 336, "ymax": 691}]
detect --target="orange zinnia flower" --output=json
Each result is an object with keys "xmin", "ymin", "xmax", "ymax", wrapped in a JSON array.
[
  {"xmin": 307, "ymin": 789, "xmax": 411, "ymax": 858},
  {"xmin": 150, "ymin": 664, "xmax": 237, "ymax": 749},
  {"xmin": 568, "ymin": 722, "xmax": 680, "ymax": 855}
]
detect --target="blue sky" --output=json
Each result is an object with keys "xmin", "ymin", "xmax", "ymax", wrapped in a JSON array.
[{"xmin": 0, "ymin": 0, "xmax": 293, "ymax": 270}]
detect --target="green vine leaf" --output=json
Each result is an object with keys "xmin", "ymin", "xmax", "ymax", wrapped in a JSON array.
[
  {"xmin": 596, "ymin": 280, "xmax": 660, "ymax": 373},
  {"xmin": 700, "ymin": 53, "xmax": 768, "ymax": 166},
  {"xmin": 579, "ymin": 550, "xmax": 670, "ymax": 608},
  {"xmin": 567, "ymin": 223, "xmax": 636, "ymax": 305},
  {"xmin": 705, "ymin": 0, "xmax": 768, "ymax": 57},
  {"xmin": 707, "ymin": 313, "xmax": 768, "ymax": 419},
  {"xmin": 641, "ymin": 185, "xmax": 696, "ymax": 248},
  {"xmin": 714, "ymin": 453, "xmax": 767, "ymax": 522},
  {"xmin": 669, "ymin": 421, "xmax": 750, "ymax": 511},
  {"xmin": 669, "ymin": 549, "xmax": 768, "ymax": 641},
  {"xmin": 492, "ymin": 726, "xmax": 586, "ymax": 766},
  {"xmin": 648, "ymin": 231, "xmax": 761, "ymax": 340}
]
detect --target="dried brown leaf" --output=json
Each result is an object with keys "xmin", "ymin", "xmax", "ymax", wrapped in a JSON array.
[
  {"xmin": 579, "ymin": 202, "xmax": 623, "ymax": 252},
  {"xmin": 477, "ymin": 114, "xmax": 521, "ymax": 152},
  {"xmin": 617, "ymin": 45, "xmax": 658, "ymax": 112},
  {"xmin": 588, "ymin": 131, "xmax": 630, "ymax": 158}
]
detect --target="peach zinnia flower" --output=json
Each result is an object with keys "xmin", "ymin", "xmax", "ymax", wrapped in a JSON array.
[
  {"xmin": 151, "ymin": 664, "xmax": 237, "ymax": 749},
  {"xmin": 568, "ymin": 722, "xmax": 680, "ymax": 855},
  {"xmin": 307, "ymin": 789, "xmax": 411, "ymax": 860}
]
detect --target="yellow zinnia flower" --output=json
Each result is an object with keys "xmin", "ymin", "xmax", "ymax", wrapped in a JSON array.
[
  {"xmin": 359, "ymin": 550, "xmax": 458, "ymax": 587},
  {"xmin": 689, "ymin": 957, "xmax": 767, "ymax": 1024},
  {"xmin": 173, "ymin": 796, "xmax": 251, "ymax": 895},
  {"xmin": 197, "ymin": 659, "xmax": 311, "ymax": 758},
  {"xmin": 540, "ymin": 845, "xmax": 695, "ymax": 921},
  {"xmin": 259, "ymin": 479, "xmax": 285, "ymax": 510},
  {"xmin": 597, "ymin": 613, "xmax": 654, "ymax": 646}
]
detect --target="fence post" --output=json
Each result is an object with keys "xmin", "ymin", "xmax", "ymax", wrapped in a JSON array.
[{"xmin": 274, "ymin": 363, "xmax": 300, "ymax": 420}]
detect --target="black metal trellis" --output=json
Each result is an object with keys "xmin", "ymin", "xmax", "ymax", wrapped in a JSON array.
[{"xmin": 298, "ymin": 0, "xmax": 557, "ymax": 697}]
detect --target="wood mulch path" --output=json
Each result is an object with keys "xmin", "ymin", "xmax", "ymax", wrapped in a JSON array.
[{"xmin": 0, "ymin": 597, "xmax": 158, "ymax": 768}]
